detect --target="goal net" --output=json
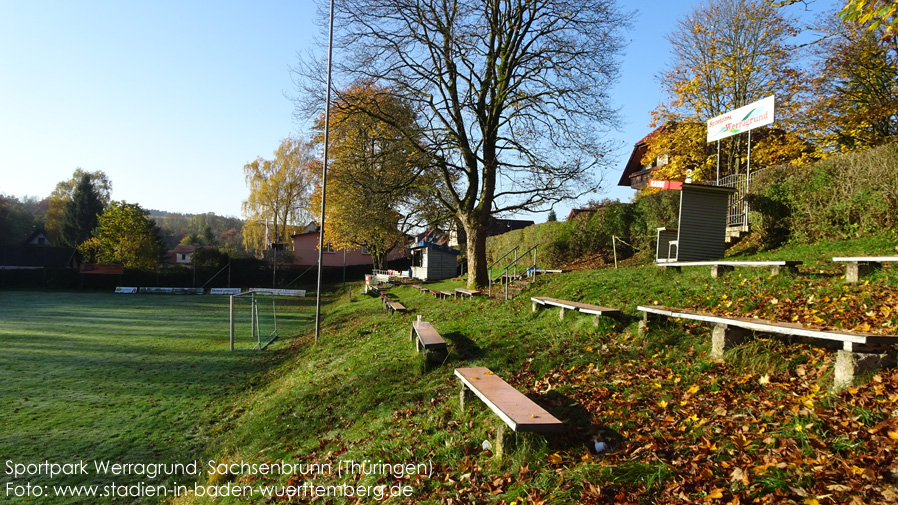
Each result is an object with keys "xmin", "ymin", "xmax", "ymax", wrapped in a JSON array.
[{"xmin": 229, "ymin": 292, "xmax": 279, "ymax": 351}]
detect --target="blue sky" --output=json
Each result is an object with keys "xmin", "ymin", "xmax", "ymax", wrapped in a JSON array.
[{"xmin": 0, "ymin": 0, "xmax": 840, "ymax": 220}]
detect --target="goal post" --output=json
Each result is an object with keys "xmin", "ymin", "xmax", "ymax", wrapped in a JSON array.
[{"xmin": 229, "ymin": 291, "xmax": 278, "ymax": 351}]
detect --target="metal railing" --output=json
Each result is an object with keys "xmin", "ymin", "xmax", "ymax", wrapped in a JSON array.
[
  {"xmin": 490, "ymin": 244, "xmax": 539, "ymax": 300},
  {"xmin": 487, "ymin": 246, "xmax": 518, "ymax": 297},
  {"xmin": 717, "ymin": 169, "xmax": 765, "ymax": 228}
]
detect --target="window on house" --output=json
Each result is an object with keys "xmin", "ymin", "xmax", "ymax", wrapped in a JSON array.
[
  {"xmin": 323, "ymin": 243, "xmax": 336, "ymax": 254},
  {"xmin": 361, "ymin": 246, "xmax": 369, "ymax": 255}
]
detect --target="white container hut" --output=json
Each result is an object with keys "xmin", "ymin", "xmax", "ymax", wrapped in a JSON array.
[{"xmin": 410, "ymin": 241, "xmax": 460, "ymax": 281}]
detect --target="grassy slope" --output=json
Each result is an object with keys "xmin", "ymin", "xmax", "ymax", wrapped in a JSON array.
[
  {"xmin": 179, "ymin": 235, "xmax": 898, "ymax": 504},
  {"xmin": 0, "ymin": 292, "xmax": 310, "ymax": 504}
]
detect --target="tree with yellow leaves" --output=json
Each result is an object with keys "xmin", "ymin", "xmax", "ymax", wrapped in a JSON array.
[
  {"xmin": 805, "ymin": 10, "xmax": 898, "ymax": 153},
  {"xmin": 841, "ymin": 0, "xmax": 898, "ymax": 41},
  {"xmin": 241, "ymin": 137, "xmax": 318, "ymax": 258},
  {"xmin": 647, "ymin": 0, "xmax": 806, "ymax": 185},
  {"xmin": 311, "ymin": 82, "xmax": 442, "ymax": 270}
]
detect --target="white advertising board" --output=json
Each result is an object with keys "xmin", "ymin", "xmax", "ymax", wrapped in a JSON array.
[
  {"xmin": 707, "ymin": 95, "xmax": 775, "ymax": 143},
  {"xmin": 247, "ymin": 288, "xmax": 306, "ymax": 297},
  {"xmin": 210, "ymin": 288, "xmax": 242, "ymax": 295}
]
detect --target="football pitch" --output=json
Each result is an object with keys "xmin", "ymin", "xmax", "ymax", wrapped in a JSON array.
[{"xmin": 0, "ymin": 290, "xmax": 311, "ymax": 503}]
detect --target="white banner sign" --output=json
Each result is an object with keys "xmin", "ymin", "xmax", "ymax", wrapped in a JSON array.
[
  {"xmin": 247, "ymin": 288, "xmax": 306, "ymax": 297},
  {"xmin": 706, "ymin": 95, "xmax": 775, "ymax": 143},
  {"xmin": 210, "ymin": 288, "xmax": 242, "ymax": 295}
]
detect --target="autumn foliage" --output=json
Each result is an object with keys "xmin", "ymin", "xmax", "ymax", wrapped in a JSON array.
[{"xmin": 311, "ymin": 82, "xmax": 440, "ymax": 270}]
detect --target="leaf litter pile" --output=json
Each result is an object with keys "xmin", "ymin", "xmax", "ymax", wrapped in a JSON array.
[
  {"xmin": 259, "ymin": 270, "xmax": 898, "ymax": 504},
  {"xmin": 419, "ymin": 275, "xmax": 897, "ymax": 504}
]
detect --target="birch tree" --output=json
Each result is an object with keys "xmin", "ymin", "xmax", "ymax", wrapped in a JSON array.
[{"xmin": 242, "ymin": 137, "xmax": 318, "ymax": 258}]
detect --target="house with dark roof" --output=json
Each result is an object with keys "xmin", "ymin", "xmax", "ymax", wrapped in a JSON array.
[
  {"xmin": 566, "ymin": 208, "xmax": 595, "ymax": 221},
  {"xmin": 617, "ymin": 125, "xmax": 669, "ymax": 190},
  {"xmin": 0, "ymin": 230, "xmax": 78, "ymax": 271}
]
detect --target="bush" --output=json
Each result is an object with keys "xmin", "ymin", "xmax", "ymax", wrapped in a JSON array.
[{"xmin": 749, "ymin": 143, "xmax": 898, "ymax": 246}]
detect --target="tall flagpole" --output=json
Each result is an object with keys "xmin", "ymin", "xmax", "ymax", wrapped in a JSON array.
[{"xmin": 314, "ymin": 0, "xmax": 336, "ymax": 344}]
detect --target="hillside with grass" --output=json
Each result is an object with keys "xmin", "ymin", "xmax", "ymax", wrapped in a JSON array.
[{"xmin": 174, "ymin": 233, "xmax": 898, "ymax": 505}]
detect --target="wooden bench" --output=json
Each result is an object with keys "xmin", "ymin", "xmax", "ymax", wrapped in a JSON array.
[
  {"xmin": 657, "ymin": 260, "xmax": 802, "ymax": 278},
  {"xmin": 410, "ymin": 320, "xmax": 447, "ymax": 357},
  {"xmin": 455, "ymin": 288, "xmax": 482, "ymax": 298},
  {"xmin": 833, "ymin": 256, "xmax": 898, "ymax": 283},
  {"xmin": 381, "ymin": 293, "xmax": 406, "ymax": 314},
  {"xmin": 455, "ymin": 367, "xmax": 563, "ymax": 456},
  {"xmin": 531, "ymin": 297, "xmax": 622, "ymax": 327},
  {"xmin": 637, "ymin": 305, "xmax": 898, "ymax": 389}
]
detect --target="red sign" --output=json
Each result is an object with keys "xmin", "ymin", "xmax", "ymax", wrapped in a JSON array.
[{"xmin": 648, "ymin": 180, "xmax": 683, "ymax": 191}]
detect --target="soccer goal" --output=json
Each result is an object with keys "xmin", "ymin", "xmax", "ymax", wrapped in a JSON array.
[{"xmin": 229, "ymin": 291, "xmax": 279, "ymax": 351}]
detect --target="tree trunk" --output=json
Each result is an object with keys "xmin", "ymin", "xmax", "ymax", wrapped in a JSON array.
[
  {"xmin": 371, "ymin": 249, "xmax": 386, "ymax": 271},
  {"xmin": 463, "ymin": 218, "xmax": 489, "ymax": 289}
]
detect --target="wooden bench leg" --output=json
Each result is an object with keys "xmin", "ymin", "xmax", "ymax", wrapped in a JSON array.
[
  {"xmin": 834, "ymin": 349, "xmax": 897, "ymax": 390},
  {"xmin": 532, "ymin": 300, "xmax": 541, "ymax": 312},
  {"xmin": 710, "ymin": 265, "xmax": 734, "ymax": 278},
  {"xmin": 846, "ymin": 261, "xmax": 881, "ymax": 283},
  {"xmin": 559, "ymin": 307, "xmax": 566, "ymax": 321},
  {"xmin": 711, "ymin": 323, "xmax": 751, "ymax": 360}
]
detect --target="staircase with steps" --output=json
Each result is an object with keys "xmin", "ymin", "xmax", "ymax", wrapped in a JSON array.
[{"xmin": 488, "ymin": 267, "xmax": 561, "ymax": 300}]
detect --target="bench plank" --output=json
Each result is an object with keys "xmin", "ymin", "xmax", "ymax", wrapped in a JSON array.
[
  {"xmin": 659, "ymin": 261, "xmax": 802, "ymax": 267},
  {"xmin": 833, "ymin": 256, "xmax": 898, "ymax": 262},
  {"xmin": 455, "ymin": 367, "xmax": 563, "ymax": 433},
  {"xmin": 638, "ymin": 305, "xmax": 898, "ymax": 347},
  {"xmin": 531, "ymin": 297, "xmax": 622, "ymax": 323},
  {"xmin": 411, "ymin": 321, "xmax": 446, "ymax": 351},
  {"xmin": 531, "ymin": 296, "xmax": 577, "ymax": 310},
  {"xmin": 387, "ymin": 301, "xmax": 406, "ymax": 313},
  {"xmin": 455, "ymin": 288, "xmax": 482, "ymax": 297}
]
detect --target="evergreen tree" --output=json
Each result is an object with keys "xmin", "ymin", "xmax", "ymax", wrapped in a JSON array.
[
  {"xmin": 60, "ymin": 174, "xmax": 105, "ymax": 247},
  {"xmin": 547, "ymin": 210, "xmax": 558, "ymax": 222}
]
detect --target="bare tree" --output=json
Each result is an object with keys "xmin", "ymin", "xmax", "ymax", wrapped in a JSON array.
[{"xmin": 295, "ymin": 0, "xmax": 630, "ymax": 288}]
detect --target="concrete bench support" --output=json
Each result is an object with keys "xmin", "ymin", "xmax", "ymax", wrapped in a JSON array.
[
  {"xmin": 848, "ymin": 262, "xmax": 881, "ymax": 283},
  {"xmin": 835, "ymin": 350, "xmax": 897, "ymax": 389},
  {"xmin": 711, "ymin": 323, "xmax": 752, "ymax": 359},
  {"xmin": 638, "ymin": 305, "xmax": 898, "ymax": 389},
  {"xmin": 710, "ymin": 265, "xmax": 734, "ymax": 278},
  {"xmin": 834, "ymin": 257, "xmax": 898, "ymax": 283}
]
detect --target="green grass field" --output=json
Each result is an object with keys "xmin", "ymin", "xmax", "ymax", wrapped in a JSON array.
[
  {"xmin": 0, "ymin": 291, "xmax": 312, "ymax": 504},
  {"xmin": 2, "ymin": 235, "xmax": 898, "ymax": 504}
]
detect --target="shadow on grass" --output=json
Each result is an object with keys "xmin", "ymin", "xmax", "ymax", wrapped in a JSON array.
[
  {"xmin": 527, "ymin": 390, "xmax": 627, "ymax": 453},
  {"xmin": 443, "ymin": 331, "xmax": 484, "ymax": 361}
]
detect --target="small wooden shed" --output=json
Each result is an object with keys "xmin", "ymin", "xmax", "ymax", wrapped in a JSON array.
[
  {"xmin": 656, "ymin": 183, "xmax": 735, "ymax": 263},
  {"xmin": 410, "ymin": 241, "xmax": 460, "ymax": 281}
]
